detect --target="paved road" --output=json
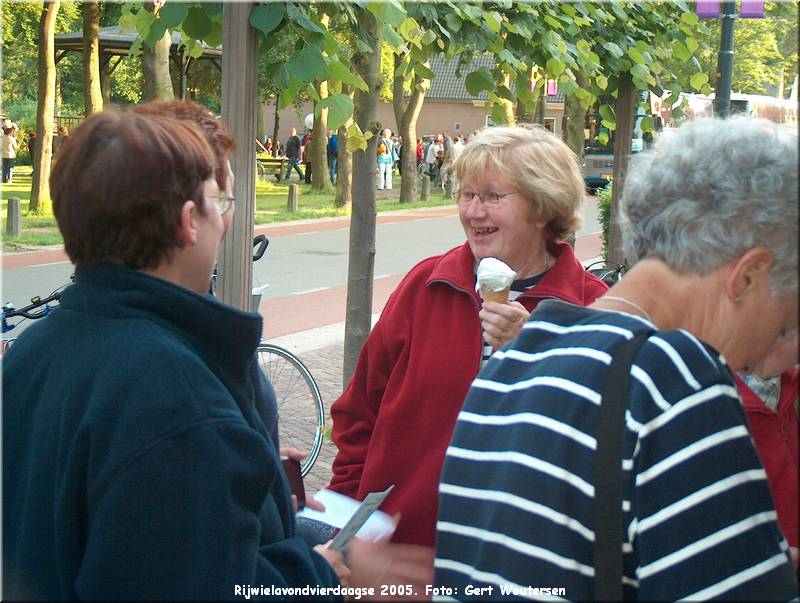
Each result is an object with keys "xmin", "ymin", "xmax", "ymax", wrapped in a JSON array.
[{"xmin": 2, "ymin": 200, "xmax": 602, "ymax": 340}]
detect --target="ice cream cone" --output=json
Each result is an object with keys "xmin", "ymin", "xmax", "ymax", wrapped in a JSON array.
[{"xmin": 480, "ymin": 285, "xmax": 510, "ymax": 304}]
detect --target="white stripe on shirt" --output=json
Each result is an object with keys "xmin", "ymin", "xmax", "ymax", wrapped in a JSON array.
[
  {"xmin": 458, "ymin": 410, "xmax": 596, "ymax": 449},
  {"xmin": 446, "ymin": 446, "xmax": 595, "ymax": 497}
]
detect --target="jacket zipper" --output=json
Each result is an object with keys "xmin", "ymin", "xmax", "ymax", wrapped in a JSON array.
[
  {"xmin": 778, "ymin": 419, "xmax": 797, "ymax": 470},
  {"xmin": 430, "ymin": 280, "xmax": 570, "ymax": 373}
]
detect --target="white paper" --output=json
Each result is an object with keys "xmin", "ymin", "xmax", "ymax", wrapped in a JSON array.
[{"xmin": 297, "ymin": 488, "xmax": 395, "ymax": 542}]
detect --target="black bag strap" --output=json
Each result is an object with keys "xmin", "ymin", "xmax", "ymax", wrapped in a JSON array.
[{"xmin": 594, "ymin": 330, "xmax": 653, "ymax": 601}]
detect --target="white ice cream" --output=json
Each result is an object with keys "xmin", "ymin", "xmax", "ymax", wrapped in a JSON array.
[{"xmin": 475, "ymin": 257, "xmax": 516, "ymax": 292}]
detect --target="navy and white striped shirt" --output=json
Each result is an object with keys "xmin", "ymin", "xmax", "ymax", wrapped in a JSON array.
[{"xmin": 435, "ymin": 300, "xmax": 797, "ymax": 601}]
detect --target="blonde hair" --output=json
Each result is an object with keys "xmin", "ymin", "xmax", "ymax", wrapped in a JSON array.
[{"xmin": 454, "ymin": 124, "xmax": 583, "ymax": 241}]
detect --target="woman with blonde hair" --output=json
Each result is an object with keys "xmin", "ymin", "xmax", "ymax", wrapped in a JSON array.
[
  {"xmin": 327, "ymin": 124, "xmax": 607, "ymax": 548},
  {"xmin": 377, "ymin": 127, "xmax": 394, "ymax": 190}
]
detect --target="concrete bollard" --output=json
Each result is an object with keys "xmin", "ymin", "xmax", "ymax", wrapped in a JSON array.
[
  {"xmin": 6, "ymin": 197, "xmax": 21, "ymax": 237},
  {"xmin": 420, "ymin": 175, "xmax": 430, "ymax": 201},
  {"xmin": 445, "ymin": 176, "xmax": 454, "ymax": 199},
  {"xmin": 287, "ymin": 184, "xmax": 298, "ymax": 212}
]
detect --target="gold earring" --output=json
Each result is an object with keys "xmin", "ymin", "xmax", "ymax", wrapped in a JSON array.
[{"xmin": 735, "ymin": 296, "xmax": 742, "ymax": 304}]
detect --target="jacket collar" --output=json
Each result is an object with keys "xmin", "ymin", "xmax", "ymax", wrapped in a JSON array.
[
  {"xmin": 737, "ymin": 368, "xmax": 800, "ymax": 414},
  {"xmin": 64, "ymin": 265, "xmax": 262, "ymax": 388},
  {"xmin": 426, "ymin": 241, "xmax": 593, "ymax": 305}
]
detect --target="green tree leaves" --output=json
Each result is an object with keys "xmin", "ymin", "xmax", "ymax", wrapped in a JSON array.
[
  {"xmin": 250, "ymin": 3, "xmax": 284, "ymax": 36},
  {"xmin": 465, "ymin": 68, "xmax": 495, "ymax": 96},
  {"xmin": 316, "ymin": 94, "xmax": 354, "ymax": 131},
  {"xmin": 182, "ymin": 5, "xmax": 212, "ymax": 40},
  {"xmin": 287, "ymin": 45, "xmax": 327, "ymax": 82}
]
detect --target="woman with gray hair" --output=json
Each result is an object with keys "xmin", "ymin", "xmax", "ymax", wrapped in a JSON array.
[{"xmin": 435, "ymin": 117, "xmax": 798, "ymax": 599}]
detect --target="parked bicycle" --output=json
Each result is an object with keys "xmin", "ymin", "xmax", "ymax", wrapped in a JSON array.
[
  {"xmin": 585, "ymin": 259, "xmax": 627, "ymax": 287},
  {"xmin": 2, "ymin": 285, "xmax": 67, "ymax": 355},
  {"xmin": 417, "ymin": 160, "xmax": 443, "ymax": 189},
  {"xmin": 213, "ymin": 235, "xmax": 325, "ymax": 477}
]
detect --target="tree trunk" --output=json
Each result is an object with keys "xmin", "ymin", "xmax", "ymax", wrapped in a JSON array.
[
  {"xmin": 271, "ymin": 94, "xmax": 280, "ymax": 157},
  {"xmin": 393, "ymin": 59, "xmax": 428, "ymax": 204},
  {"xmin": 99, "ymin": 54, "xmax": 112, "ymax": 106},
  {"xmin": 335, "ymin": 85, "xmax": 354, "ymax": 208},
  {"xmin": 563, "ymin": 73, "xmax": 589, "ymax": 159},
  {"xmin": 311, "ymin": 8, "xmax": 331, "ymax": 191},
  {"xmin": 82, "ymin": 0, "xmax": 103, "ymax": 115},
  {"xmin": 499, "ymin": 72, "xmax": 515, "ymax": 125},
  {"xmin": 142, "ymin": 2, "xmax": 174, "ymax": 101},
  {"xmin": 516, "ymin": 97, "xmax": 534, "ymax": 123},
  {"xmin": 257, "ymin": 103, "xmax": 264, "ymax": 145},
  {"xmin": 55, "ymin": 69, "xmax": 62, "ymax": 115},
  {"xmin": 391, "ymin": 54, "xmax": 405, "ymax": 128},
  {"xmin": 609, "ymin": 72, "xmax": 635, "ymax": 266},
  {"xmin": 563, "ymin": 95, "xmax": 587, "ymax": 159},
  {"xmin": 515, "ymin": 64, "xmax": 536, "ymax": 123},
  {"xmin": 30, "ymin": 0, "xmax": 60, "ymax": 215},
  {"xmin": 335, "ymin": 122, "xmax": 352, "ymax": 208},
  {"xmin": 311, "ymin": 91, "xmax": 332, "ymax": 190},
  {"xmin": 343, "ymin": 12, "xmax": 381, "ymax": 385}
]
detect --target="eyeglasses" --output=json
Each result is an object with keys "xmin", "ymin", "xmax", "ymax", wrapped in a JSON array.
[
  {"xmin": 455, "ymin": 189, "xmax": 517, "ymax": 208},
  {"xmin": 206, "ymin": 193, "xmax": 235, "ymax": 216}
]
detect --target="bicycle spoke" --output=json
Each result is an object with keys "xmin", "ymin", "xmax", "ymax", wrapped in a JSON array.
[{"xmin": 257, "ymin": 345, "xmax": 324, "ymax": 477}]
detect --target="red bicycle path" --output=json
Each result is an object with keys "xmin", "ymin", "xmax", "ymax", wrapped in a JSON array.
[{"xmin": 1, "ymin": 206, "xmax": 602, "ymax": 340}]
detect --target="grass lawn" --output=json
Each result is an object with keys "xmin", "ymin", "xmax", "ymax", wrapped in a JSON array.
[{"xmin": 1, "ymin": 165, "xmax": 454, "ymax": 252}]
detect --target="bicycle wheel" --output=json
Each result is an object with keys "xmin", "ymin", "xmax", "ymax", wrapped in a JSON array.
[
  {"xmin": 256, "ymin": 161, "xmax": 268, "ymax": 181},
  {"xmin": 1, "ymin": 337, "xmax": 17, "ymax": 357},
  {"xmin": 417, "ymin": 161, "xmax": 428, "ymax": 180},
  {"xmin": 256, "ymin": 343, "xmax": 324, "ymax": 477}
]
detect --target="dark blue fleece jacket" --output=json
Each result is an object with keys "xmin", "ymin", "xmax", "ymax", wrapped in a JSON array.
[{"xmin": 3, "ymin": 265, "xmax": 340, "ymax": 600}]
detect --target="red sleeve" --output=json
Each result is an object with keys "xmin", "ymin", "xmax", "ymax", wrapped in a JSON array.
[
  {"xmin": 328, "ymin": 304, "xmax": 394, "ymax": 498},
  {"xmin": 328, "ymin": 290, "xmax": 409, "ymax": 498}
]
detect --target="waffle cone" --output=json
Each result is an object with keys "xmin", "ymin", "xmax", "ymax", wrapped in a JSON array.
[{"xmin": 480, "ymin": 285, "xmax": 510, "ymax": 304}]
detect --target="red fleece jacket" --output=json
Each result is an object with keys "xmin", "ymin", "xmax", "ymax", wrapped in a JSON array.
[
  {"xmin": 329, "ymin": 242, "xmax": 608, "ymax": 546},
  {"xmin": 737, "ymin": 368, "xmax": 799, "ymax": 547}
]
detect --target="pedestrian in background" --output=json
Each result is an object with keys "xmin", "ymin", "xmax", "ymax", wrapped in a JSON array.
[
  {"xmin": 435, "ymin": 117, "xmax": 798, "ymax": 600},
  {"xmin": 395, "ymin": 135, "xmax": 404, "ymax": 175},
  {"xmin": 326, "ymin": 128, "xmax": 338, "ymax": 185},
  {"xmin": 377, "ymin": 128, "xmax": 394, "ymax": 190},
  {"xmin": 1, "ymin": 122, "xmax": 19, "ymax": 183},
  {"xmin": 283, "ymin": 127, "xmax": 304, "ymax": 181},
  {"xmin": 302, "ymin": 130, "xmax": 313, "ymax": 184},
  {"xmin": 54, "ymin": 125, "xmax": 70, "ymax": 155}
]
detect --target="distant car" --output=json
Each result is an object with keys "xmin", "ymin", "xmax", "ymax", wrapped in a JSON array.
[{"xmin": 582, "ymin": 151, "xmax": 613, "ymax": 194}]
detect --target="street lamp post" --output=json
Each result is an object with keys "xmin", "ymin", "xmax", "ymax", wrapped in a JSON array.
[
  {"xmin": 697, "ymin": 0, "xmax": 766, "ymax": 119},
  {"xmin": 715, "ymin": 1, "xmax": 737, "ymax": 118}
]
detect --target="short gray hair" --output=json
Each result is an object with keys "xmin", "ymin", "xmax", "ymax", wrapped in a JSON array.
[{"xmin": 621, "ymin": 117, "xmax": 797, "ymax": 293}]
